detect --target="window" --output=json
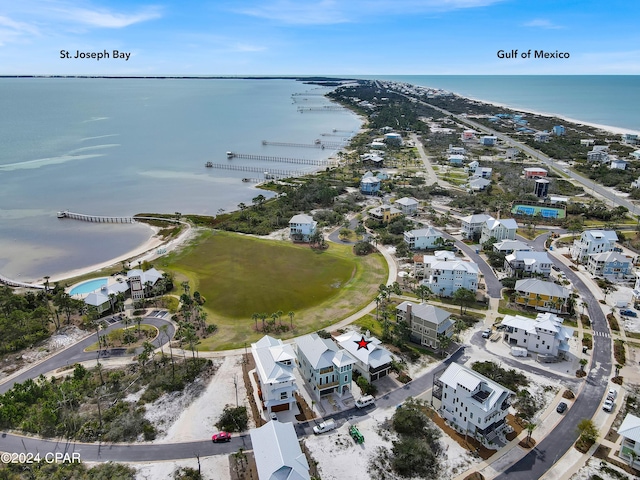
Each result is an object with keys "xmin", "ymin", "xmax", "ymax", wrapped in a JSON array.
[
  {"xmin": 280, "ymin": 392, "xmax": 288, "ymax": 399},
  {"xmin": 344, "ymin": 375, "xmax": 348, "ymax": 382}
]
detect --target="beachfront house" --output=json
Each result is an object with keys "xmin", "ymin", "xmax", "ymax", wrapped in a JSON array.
[
  {"xmin": 396, "ymin": 301, "xmax": 454, "ymax": 350},
  {"xmin": 334, "ymin": 331, "xmax": 393, "ymax": 382},
  {"xmin": 504, "ymin": 251, "xmax": 553, "ymax": 278},
  {"xmin": 460, "ymin": 214, "xmax": 494, "ymax": 240},
  {"xmin": 432, "ymin": 363, "xmax": 514, "ymax": 448},
  {"xmin": 251, "ymin": 335, "xmax": 298, "ymax": 414},
  {"xmin": 500, "ymin": 312, "xmax": 574, "ymax": 358},
  {"xmin": 296, "ymin": 333, "xmax": 355, "ymax": 401},
  {"xmin": 618, "ymin": 413, "xmax": 640, "ymax": 466},
  {"xmin": 394, "ymin": 197, "xmax": 419, "ymax": 215},
  {"xmin": 570, "ymin": 229, "xmax": 618, "ymax": 263},
  {"xmin": 250, "ymin": 421, "xmax": 310, "ymax": 480},
  {"xmin": 403, "ymin": 227, "xmax": 444, "ymax": 250},
  {"xmin": 360, "ymin": 172, "xmax": 381, "ymax": 195},
  {"xmin": 514, "ymin": 279, "xmax": 570, "ymax": 314},
  {"xmin": 586, "ymin": 251, "xmax": 632, "ymax": 278},
  {"xmin": 289, "ymin": 213, "xmax": 317, "ymax": 242},
  {"xmin": 479, "ymin": 218, "xmax": 518, "ymax": 245},
  {"xmin": 552, "ymin": 125, "xmax": 565, "ymax": 136},
  {"xmin": 127, "ymin": 268, "xmax": 163, "ymax": 301}
]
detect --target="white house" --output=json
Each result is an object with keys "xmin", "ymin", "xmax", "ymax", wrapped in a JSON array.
[
  {"xmin": 587, "ymin": 150, "xmax": 609, "ymax": 163},
  {"xmin": 295, "ymin": 333, "xmax": 356, "ymax": 401},
  {"xmin": 251, "ymin": 336, "xmax": 298, "ymax": 414},
  {"xmin": 618, "ymin": 413, "xmax": 640, "ymax": 465},
  {"xmin": 448, "ymin": 154, "xmax": 465, "ymax": 165},
  {"xmin": 421, "ymin": 257, "xmax": 479, "ymax": 297},
  {"xmin": 493, "ymin": 239, "xmax": 532, "ymax": 254},
  {"xmin": 289, "ymin": 214, "xmax": 318, "ymax": 242},
  {"xmin": 468, "ymin": 178, "xmax": 491, "ymax": 191},
  {"xmin": 394, "ymin": 197, "xmax": 419, "ymax": 215},
  {"xmin": 448, "ymin": 145, "xmax": 466, "ymax": 155},
  {"xmin": 434, "ymin": 363, "xmax": 514, "ymax": 447},
  {"xmin": 586, "ymin": 251, "xmax": 632, "ymax": 278},
  {"xmin": 403, "ymin": 227, "xmax": 444, "ymax": 250},
  {"xmin": 395, "ymin": 302, "xmax": 454, "ymax": 349},
  {"xmin": 570, "ymin": 230, "xmax": 618, "ymax": 263},
  {"xmin": 127, "ymin": 268, "xmax": 163, "ymax": 301},
  {"xmin": 534, "ymin": 131, "xmax": 550, "ymax": 142},
  {"xmin": 610, "ymin": 159, "xmax": 628, "ymax": 170},
  {"xmin": 504, "ymin": 251, "xmax": 553, "ymax": 278},
  {"xmin": 250, "ymin": 421, "xmax": 310, "ymax": 480},
  {"xmin": 334, "ymin": 331, "xmax": 393, "ymax": 382},
  {"xmin": 500, "ymin": 312, "xmax": 574, "ymax": 358},
  {"xmin": 384, "ymin": 132, "xmax": 403, "ymax": 145},
  {"xmin": 466, "ymin": 160, "xmax": 479, "ymax": 173},
  {"xmin": 480, "ymin": 218, "xmax": 518, "ymax": 245},
  {"xmin": 473, "ymin": 167, "xmax": 492, "ymax": 179},
  {"xmin": 413, "ymin": 250, "xmax": 456, "ymax": 277},
  {"xmin": 460, "ymin": 214, "xmax": 494, "ymax": 240}
]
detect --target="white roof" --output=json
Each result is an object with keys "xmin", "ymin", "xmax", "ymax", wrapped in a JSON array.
[
  {"xmin": 493, "ymin": 239, "xmax": 532, "ymax": 252},
  {"xmin": 589, "ymin": 251, "xmax": 630, "ymax": 263},
  {"xmin": 515, "ymin": 279, "xmax": 570, "ymax": 298},
  {"xmin": 250, "ymin": 421, "xmax": 310, "ymax": 480},
  {"xmin": 127, "ymin": 268, "xmax": 162, "ymax": 286},
  {"xmin": 469, "ymin": 178, "xmax": 491, "ymax": 188},
  {"xmin": 506, "ymin": 250, "xmax": 552, "ymax": 264},
  {"xmin": 438, "ymin": 363, "xmax": 513, "ymax": 411},
  {"xmin": 334, "ymin": 331, "xmax": 393, "ymax": 369},
  {"xmin": 289, "ymin": 214, "xmax": 315, "ymax": 224},
  {"xmin": 395, "ymin": 197, "xmax": 419, "ymax": 206},
  {"xmin": 361, "ymin": 177, "xmax": 380, "ymax": 184},
  {"xmin": 296, "ymin": 333, "xmax": 355, "ymax": 370},
  {"xmin": 461, "ymin": 214, "xmax": 494, "ymax": 225},
  {"xmin": 405, "ymin": 227, "xmax": 443, "ymax": 238},
  {"xmin": 583, "ymin": 230, "xmax": 618, "ymax": 243},
  {"xmin": 524, "ymin": 167, "xmax": 548, "ymax": 172},
  {"xmin": 448, "ymin": 154, "xmax": 465, "ymax": 161},
  {"xmin": 431, "ymin": 259, "xmax": 479, "ymax": 274},
  {"xmin": 486, "ymin": 218, "xmax": 518, "ymax": 231},
  {"xmin": 84, "ymin": 291, "xmax": 110, "ymax": 306},
  {"xmin": 619, "ymin": 414, "xmax": 640, "ymax": 444},
  {"xmin": 252, "ymin": 336, "xmax": 297, "ymax": 385},
  {"xmin": 396, "ymin": 301, "xmax": 451, "ymax": 326}
]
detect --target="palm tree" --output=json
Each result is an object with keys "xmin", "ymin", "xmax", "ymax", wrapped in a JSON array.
[
  {"xmin": 525, "ymin": 423, "xmax": 536, "ymax": 446},
  {"xmin": 260, "ymin": 313, "xmax": 267, "ymax": 331},
  {"xmin": 276, "ymin": 310, "xmax": 283, "ymax": 327},
  {"xmin": 252, "ymin": 313, "xmax": 260, "ymax": 331},
  {"xmin": 288, "ymin": 311, "xmax": 295, "ymax": 329}
]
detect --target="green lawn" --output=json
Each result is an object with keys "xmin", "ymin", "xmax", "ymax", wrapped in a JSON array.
[{"xmin": 158, "ymin": 230, "xmax": 388, "ymax": 350}]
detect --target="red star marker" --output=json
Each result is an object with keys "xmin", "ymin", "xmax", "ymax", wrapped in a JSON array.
[{"xmin": 355, "ymin": 336, "xmax": 372, "ymax": 350}]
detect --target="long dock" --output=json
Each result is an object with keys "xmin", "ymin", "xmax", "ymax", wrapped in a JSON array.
[
  {"xmin": 261, "ymin": 140, "xmax": 345, "ymax": 149},
  {"xmin": 205, "ymin": 163, "xmax": 300, "ymax": 177},
  {"xmin": 226, "ymin": 152, "xmax": 330, "ymax": 166},
  {"xmin": 0, "ymin": 273, "xmax": 44, "ymax": 289},
  {"xmin": 57, "ymin": 210, "xmax": 135, "ymax": 223},
  {"xmin": 297, "ymin": 106, "xmax": 344, "ymax": 112}
]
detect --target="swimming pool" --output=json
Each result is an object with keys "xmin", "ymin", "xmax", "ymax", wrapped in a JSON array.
[{"xmin": 69, "ymin": 277, "xmax": 108, "ymax": 296}]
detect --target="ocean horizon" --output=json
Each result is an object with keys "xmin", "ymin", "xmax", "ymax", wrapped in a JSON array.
[{"xmin": 1, "ymin": 75, "xmax": 638, "ymax": 282}]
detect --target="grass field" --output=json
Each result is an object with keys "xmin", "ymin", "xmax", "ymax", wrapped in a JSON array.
[{"xmin": 158, "ymin": 230, "xmax": 388, "ymax": 350}]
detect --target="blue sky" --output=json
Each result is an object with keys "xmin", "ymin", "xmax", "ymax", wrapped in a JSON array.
[{"xmin": 1, "ymin": 0, "xmax": 638, "ymax": 75}]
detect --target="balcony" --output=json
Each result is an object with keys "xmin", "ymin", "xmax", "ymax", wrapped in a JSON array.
[{"xmin": 318, "ymin": 380, "xmax": 339, "ymax": 390}]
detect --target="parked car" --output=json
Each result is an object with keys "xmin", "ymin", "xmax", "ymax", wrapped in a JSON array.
[
  {"xmin": 552, "ymin": 265, "xmax": 561, "ymax": 272},
  {"xmin": 607, "ymin": 388, "xmax": 617, "ymax": 401},
  {"xmin": 620, "ymin": 309, "xmax": 638, "ymax": 317},
  {"xmin": 482, "ymin": 328, "xmax": 492, "ymax": 338},
  {"xmin": 269, "ymin": 412, "xmax": 278, "ymax": 421},
  {"xmin": 355, "ymin": 395, "xmax": 375, "ymax": 408},
  {"xmin": 212, "ymin": 431, "xmax": 231, "ymax": 443},
  {"xmin": 603, "ymin": 399, "xmax": 614, "ymax": 412},
  {"xmin": 556, "ymin": 402, "xmax": 568, "ymax": 413},
  {"xmin": 313, "ymin": 419, "xmax": 337, "ymax": 435}
]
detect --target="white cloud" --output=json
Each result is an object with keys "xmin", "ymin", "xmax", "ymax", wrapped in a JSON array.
[
  {"xmin": 235, "ymin": 0, "xmax": 504, "ymax": 25},
  {"xmin": 47, "ymin": 4, "xmax": 162, "ymax": 29},
  {"xmin": 0, "ymin": 15, "xmax": 40, "ymax": 45},
  {"xmin": 523, "ymin": 19, "xmax": 563, "ymax": 29}
]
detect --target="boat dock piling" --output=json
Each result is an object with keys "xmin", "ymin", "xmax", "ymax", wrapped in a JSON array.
[
  {"xmin": 261, "ymin": 140, "xmax": 344, "ymax": 149},
  {"xmin": 226, "ymin": 152, "xmax": 330, "ymax": 166},
  {"xmin": 205, "ymin": 163, "xmax": 299, "ymax": 177},
  {"xmin": 57, "ymin": 211, "xmax": 135, "ymax": 223}
]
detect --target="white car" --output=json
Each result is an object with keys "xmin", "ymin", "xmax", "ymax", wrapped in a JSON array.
[
  {"xmin": 603, "ymin": 399, "xmax": 614, "ymax": 412},
  {"xmin": 607, "ymin": 388, "xmax": 617, "ymax": 401},
  {"xmin": 355, "ymin": 395, "xmax": 375, "ymax": 408}
]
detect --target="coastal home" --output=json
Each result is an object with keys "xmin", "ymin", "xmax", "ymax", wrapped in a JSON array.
[
  {"xmin": 394, "ymin": 197, "xmax": 419, "ymax": 215},
  {"xmin": 466, "ymin": 160, "xmax": 479, "ymax": 174},
  {"xmin": 473, "ymin": 167, "xmax": 493, "ymax": 179},
  {"xmin": 632, "ymin": 150, "xmax": 640, "ymax": 160},
  {"xmin": 370, "ymin": 141, "xmax": 386, "ymax": 149},
  {"xmin": 448, "ymin": 154, "xmax": 465, "ymax": 166},
  {"xmin": 448, "ymin": 145, "xmax": 466, "ymax": 155},
  {"xmin": 500, "ymin": 312, "xmax": 574, "ymax": 358},
  {"xmin": 461, "ymin": 130, "xmax": 476, "ymax": 141},
  {"xmin": 460, "ymin": 213, "xmax": 494, "ymax": 240},
  {"xmin": 127, "ymin": 268, "xmax": 163, "ymax": 301},
  {"xmin": 618, "ymin": 413, "xmax": 640, "ymax": 466},
  {"xmin": 514, "ymin": 279, "xmax": 570, "ymax": 314},
  {"xmin": 632, "ymin": 176, "xmax": 640, "ymax": 189},
  {"xmin": 468, "ymin": 177, "xmax": 491, "ymax": 191},
  {"xmin": 396, "ymin": 301, "xmax": 454, "ymax": 350},
  {"xmin": 421, "ymin": 257, "xmax": 479, "ymax": 297},
  {"xmin": 587, "ymin": 149, "xmax": 609, "ymax": 163},
  {"xmin": 360, "ymin": 152, "xmax": 384, "ymax": 167},
  {"xmin": 83, "ymin": 291, "xmax": 112, "ymax": 314},
  {"xmin": 251, "ymin": 335, "xmax": 298, "ymax": 414},
  {"xmin": 384, "ymin": 132, "xmax": 403, "ymax": 146},
  {"xmin": 360, "ymin": 172, "xmax": 381, "ymax": 195},
  {"xmin": 493, "ymin": 239, "xmax": 532, "ymax": 254},
  {"xmin": 250, "ymin": 421, "xmax": 310, "ymax": 480},
  {"xmin": 296, "ymin": 333, "xmax": 356, "ymax": 401},
  {"xmin": 413, "ymin": 250, "xmax": 456, "ymax": 278},
  {"xmin": 523, "ymin": 167, "xmax": 548, "ymax": 179},
  {"xmin": 622, "ymin": 133, "xmax": 639, "ymax": 145},
  {"xmin": 432, "ymin": 363, "xmax": 514, "ymax": 448},
  {"xmin": 580, "ymin": 139, "xmax": 596, "ymax": 146},
  {"xmin": 506, "ymin": 148, "xmax": 520, "ymax": 159},
  {"xmin": 479, "ymin": 218, "xmax": 518, "ymax": 245},
  {"xmin": 289, "ymin": 213, "xmax": 318, "ymax": 242},
  {"xmin": 586, "ymin": 251, "xmax": 632, "ymax": 278},
  {"xmin": 570, "ymin": 230, "xmax": 618, "ymax": 263},
  {"xmin": 403, "ymin": 226, "xmax": 444, "ymax": 250},
  {"xmin": 504, "ymin": 251, "xmax": 553, "ymax": 278},
  {"xmin": 480, "ymin": 136, "xmax": 498, "ymax": 146},
  {"xmin": 368, "ymin": 204, "xmax": 402, "ymax": 223},
  {"xmin": 610, "ymin": 158, "xmax": 628, "ymax": 170},
  {"xmin": 552, "ymin": 125, "xmax": 565, "ymax": 136},
  {"xmin": 534, "ymin": 131, "xmax": 550, "ymax": 142},
  {"xmin": 334, "ymin": 331, "xmax": 393, "ymax": 382}
]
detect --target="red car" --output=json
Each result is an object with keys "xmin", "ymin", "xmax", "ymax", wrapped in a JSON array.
[{"xmin": 212, "ymin": 431, "xmax": 231, "ymax": 443}]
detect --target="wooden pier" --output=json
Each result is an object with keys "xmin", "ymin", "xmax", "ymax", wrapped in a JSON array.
[
  {"xmin": 297, "ymin": 106, "xmax": 344, "ymax": 112},
  {"xmin": 57, "ymin": 210, "xmax": 135, "ymax": 223},
  {"xmin": 0, "ymin": 273, "xmax": 44, "ymax": 289},
  {"xmin": 291, "ymin": 93, "xmax": 325, "ymax": 96},
  {"xmin": 261, "ymin": 140, "xmax": 344, "ymax": 150},
  {"xmin": 226, "ymin": 152, "xmax": 330, "ymax": 166},
  {"xmin": 205, "ymin": 163, "xmax": 300, "ymax": 177}
]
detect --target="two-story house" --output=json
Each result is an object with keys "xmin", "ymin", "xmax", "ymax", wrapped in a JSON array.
[
  {"xmin": 504, "ymin": 251, "xmax": 553, "ymax": 278},
  {"xmin": 334, "ymin": 331, "xmax": 393, "ymax": 382},
  {"xmin": 479, "ymin": 218, "xmax": 518, "ymax": 245},
  {"xmin": 618, "ymin": 413, "xmax": 640, "ymax": 466},
  {"xmin": 586, "ymin": 251, "xmax": 632, "ymax": 278},
  {"xmin": 422, "ymin": 258, "xmax": 479, "ymax": 297},
  {"xmin": 127, "ymin": 268, "xmax": 163, "ymax": 301},
  {"xmin": 394, "ymin": 197, "xmax": 419, "ymax": 215},
  {"xmin": 295, "ymin": 333, "xmax": 356, "ymax": 401},
  {"xmin": 289, "ymin": 214, "xmax": 318, "ymax": 242},
  {"xmin": 251, "ymin": 335, "xmax": 298, "ymax": 414},
  {"xmin": 514, "ymin": 279, "xmax": 570, "ymax": 314},
  {"xmin": 570, "ymin": 230, "xmax": 618, "ymax": 263},
  {"xmin": 403, "ymin": 226, "xmax": 444, "ymax": 250},
  {"xmin": 368, "ymin": 204, "xmax": 403, "ymax": 223},
  {"xmin": 433, "ymin": 363, "xmax": 514, "ymax": 448},
  {"xmin": 413, "ymin": 250, "xmax": 456, "ymax": 278},
  {"xmin": 460, "ymin": 214, "xmax": 494, "ymax": 241},
  {"xmin": 500, "ymin": 312, "xmax": 574, "ymax": 358},
  {"xmin": 360, "ymin": 172, "xmax": 381, "ymax": 195},
  {"xmin": 395, "ymin": 302, "xmax": 454, "ymax": 349},
  {"xmin": 492, "ymin": 239, "xmax": 532, "ymax": 254}
]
